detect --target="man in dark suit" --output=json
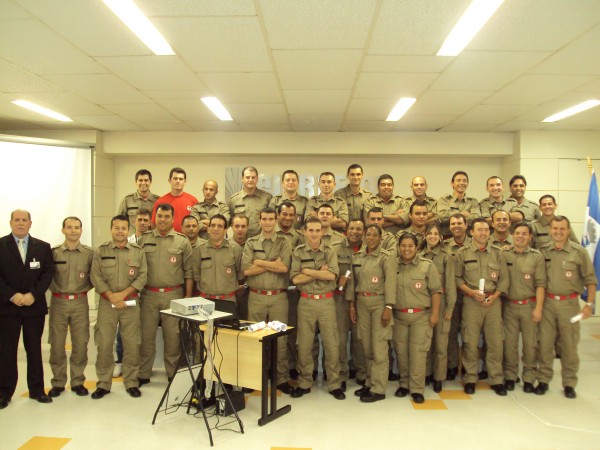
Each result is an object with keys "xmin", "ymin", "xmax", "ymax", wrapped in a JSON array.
[{"xmin": 0, "ymin": 209, "xmax": 54, "ymax": 408}]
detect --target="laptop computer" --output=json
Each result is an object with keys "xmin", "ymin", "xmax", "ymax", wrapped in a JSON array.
[{"xmin": 213, "ymin": 299, "xmax": 252, "ymax": 330}]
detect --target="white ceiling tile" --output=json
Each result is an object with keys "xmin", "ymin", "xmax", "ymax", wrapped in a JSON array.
[
  {"xmin": 0, "ymin": 19, "xmax": 107, "ymax": 74},
  {"xmin": 439, "ymin": 124, "xmax": 496, "ymax": 132},
  {"xmin": 143, "ymin": 90, "xmax": 213, "ymax": 100},
  {"xmin": 154, "ymin": 98, "xmax": 216, "ymax": 121},
  {"xmin": 138, "ymin": 122, "xmax": 194, "ymax": 131},
  {"xmin": 346, "ymin": 98, "xmax": 397, "ymax": 121},
  {"xmin": 238, "ymin": 122, "xmax": 290, "ymax": 132},
  {"xmin": 492, "ymin": 122, "xmax": 550, "ymax": 132},
  {"xmin": 514, "ymin": 101, "xmax": 579, "ymax": 122},
  {"xmin": 431, "ymin": 51, "xmax": 551, "ymax": 91},
  {"xmin": 290, "ymin": 115, "xmax": 343, "ymax": 132},
  {"xmin": 74, "ymin": 115, "xmax": 144, "ymax": 132},
  {"xmin": 158, "ymin": 17, "xmax": 272, "ymax": 72},
  {"xmin": 260, "ymin": 0, "xmax": 376, "ymax": 49},
  {"xmin": 101, "ymin": 104, "xmax": 179, "ymax": 123},
  {"xmin": 284, "ymin": 90, "xmax": 350, "ymax": 115},
  {"xmin": 9, "ymin": 91, "xmax": 111, "ymax": 116},
  {"xmin": 198, "ymin": 73, "xmax": 281, "ymax": 103},
  {"xmin": 0, "ymin": 59, "xmax": 62, "ymax": 92},
  {"xmin": 0, "ymin": 117, "xmax": 49, "ymax": 130},
  {"xmin": 227, "ymin": 104, "xmax": 287, "ymax": 123},
  {"xmin": 390, "ymin": 115, "xmax": 457, "ymax": 131},
  {"xmin": 362, "ymin": 55, "xmax": 451, "ymax": 73},
  {"xmin": 186, "ymin": 120, "xmax": 242, "ymax": 131},
  {"xmin": 354, "ymin": 73, "xmax": 439, "ymax": 99},
  {"xmin": 43, "ymin": 74, "xmax": 152, "ymax": 104},
  {"xmin": 138, "ymin": 0, "xmax": 256, "ymax": 16},
  {"xmin": 410, "ymin": 91, "xmax": 492, "ymax": 116},
  {"xmin": 96, "ymin": 56, "xmax": 207, "ymax": 91},
  {"xmin": 573, "ymin": 78, "xmax": 600, "ymax": 95},
  {"xmin": 274, "ymin": 50, "xmax": 363, "ymax": 90},
  {"xmin": 453, "ymin": 104, "xmax": 533, "ymax": 125},
  {"xmin": 341, "ymin": 121, "xmax": 394, "ymax": 132},
  {"xmin": 0, "ymin": 0, "xmax": 31, "ymax": 18}
]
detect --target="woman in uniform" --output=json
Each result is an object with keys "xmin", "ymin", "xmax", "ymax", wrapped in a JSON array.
[
  {"xmin": 392, "ymin": 233, "xmax": 442, "ymax": 403},
  {"xmin": 420, "ymin": 223, "xmax": 456, "ymax": 393},
  {"xmin": 346, "ymin": 224, "xmax": 395, "ymax": 403}
]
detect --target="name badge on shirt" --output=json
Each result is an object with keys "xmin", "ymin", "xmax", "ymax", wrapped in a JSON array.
[{"xmin": 30, "ymin": 260, "xmax": 41, "ymax": 269}]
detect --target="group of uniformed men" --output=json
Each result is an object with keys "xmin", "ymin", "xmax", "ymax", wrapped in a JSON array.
[{"xmin": 1, "ymin": 164, "xmax": 594, "ymax": 409}]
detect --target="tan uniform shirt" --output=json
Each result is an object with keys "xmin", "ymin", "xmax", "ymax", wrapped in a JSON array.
[
  {"xmin": 363, "ymin": 194, "xmax": 404, "ymax": 234},
  {"xmin": 510, "ymin": 197, "xmax": 541, "ymax": 223},
  {"xmin": 193, "ymin": 239, "xmax": 243, "ymax": 295},
  {"xmin": 490, "ymin": 233, "xmax": 513, "ymax": 251},
  {"xmin": 394, "ymin": 257, "xmax": 442, "ymax": 309},
  {"xmin": 502, "ymin": 246, "xmax": 546, "ymax": 300},
  {"xmin": 91, "ymin": 241, "xmax": 147, "ymax": 294},
  {"xmin": 334, "ymin": 186, "xmax": 373, "ymax": 221},
  {"xmin": 50, "ymin": 242, "xmax": 93, "ymax": 294},
  {"xmin": 269, "ymin": 193, "xmax": 309, "ymax": 230},
  {"xmin": 290, "ymin": 242, "xmax": 339, "ymax": 295},
  {"xmin": 118, "ymin": 191, "xmax": 160, "ymax": 235},
  {"xmin": 399, "ymin": 196, "xmax": 437, "ymax": 225},
  {"xmin": 300, "ymin": 227, "xmax": 344, "ymax": 248},
  {"xmin": 336, "ymin": 238, "xmax": 362, "ymax": 287},
  {"xmin": 395, "ymin": 227, "xmax": 426, "ymax": 249},
  {"xmin": 381, "ymin": 230, "xmax": 397, "ymax": 255},
  {"xmin": 305, "ymin": 195, "xmax": 349, "ymax": 226},
  {"xmin": 435, "ymin": 193, "xmax": 481, "ymax": 236},
  {"xmin": 139, "ymin": 229, "xmax": 193, "ymax": 288},
  {"xmin": 531, "ymin": 216, "xmax": 578, "ymax": 249},
  {"xmin": 242, "ymin": 233, "xmax": 292, "ymax": 290},
  {"xmin": 190, "ymin": 200, "xmax": 231, "ymax": 239},
  {"xmin": 419, "ymin": 245, "xmax": 457, "ymax": 314},
  {"xmin": 228, "ymin": 188, "xmax": 273, "ymax": 237},
  {"xmin": 275, "ymin": 224, "xmax": 303, "ymax": 249},
  {"xmin": 345, "ymin": 246, "xmax": 396, "ymax": 302},
  {"xmin": 479, "ymin": 196, "xmax": 517, "ymax": 220},
  {"xmin": 445, "ymin": 236, "xmax": 472, "ymax": 256},
  {"xmin": 541, "ymin": 240, "xmax": 597, "ymax": 296},
  {"xmin": 454, "ymin": 241, "xmax": 509, "ymax": 295}
]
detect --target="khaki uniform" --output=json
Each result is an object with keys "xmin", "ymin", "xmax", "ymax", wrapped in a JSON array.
[
  {"xmin": 381, "ymin": 230, "xmax": 397, "ymax": 256},
  {"xmin": 49, "ymin": 243, "xmax": 93, "ymax": 389},
  {"xmin": 395, "ymin": 227, "xmax": 426, "ymax": 249},
  {"xmin": 242, "ymin": 233, "xmax": 291, "ymax": 385},
  {"xmin": 91, "ymin": 241, "xmax": 147, "ymax": 390},
  {"xmin": 305, "ymin": 195, "xmax": 349, "ymax": 231},
  {"xmin": 434, "ymin": 194, "xmax": 481, "ymax": 237},
  {"xmin": 193, "ymin": 238, "xmax": 243, "ymax": 301},
  {"xmin": 228, "ymin": 188, "xmax": 273, "ymax": 237},
  {"xmin": 445, "ymin": 236, "xmax": 471, "ymax": 370},
  {"xmin": 270, "ymin": 193, "xmax": 309, "ymax": 230},
  {"xmin": 345, "ymin": 246, "xmax": 396, "ymax": 395},
  {"xmin": 419, "ymin": 246, "xmax": 457, "ymax": 382},
  {"xmin": 139, "ymin": 229, "xmax": 193, "ymax": 379},
  {"xmin": 538, "ymin": 241, "xmax": 597, "ymax": 387},
  {"xmin": 399, "ymin": 196, "xmax": 437, "ymax": 226},
  {"xmin": 363, "ymin": 194, "xmax": 404, "ymax": 235},
  {"xmin": 531, "ymin": 216, "xmax": 578, "ymax": 249},
  {"xmin": 190, "ymin": 200, "xmax": 230, "ymax": 240},
  {"xmin": 509, "ymin": 197, "xmax": 541, "ymax": 223},
  {"xmin": 479, "ymin": 196, "xmax": 517, "ymax": 221},
  {"xmin": 490, "ymin": 233, "xmax": 513, "ymax": 251},
  {"xmin": 454, "ymin": 242, "xmax": 508, "ymax": 385},
  {"xmin": 393, "ymin": 257, "xmax": 442, "ymax": 394},
  {"xmin": 334, "ymin": 186, "xmax": 373, "ymax": 222},
  {"xmin": 118, "ymin": 191, "xmax": 160, "ymax": 236},
  {"xmin": 502, "ymin": 246, "xmax": 546, "ymax": 384},
  {"xmin": 275, "ymin": 224, "xmax": 303, "ymax": 250},
  {"xmin": 290, "ymin": 242, "xmax": 342, "ymax": 391}
]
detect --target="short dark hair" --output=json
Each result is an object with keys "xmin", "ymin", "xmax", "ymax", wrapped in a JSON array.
[
  {"xmin": 409, "ymin": 200, "xmax": 428, "ymax": 214},
  {"xmin": 512, "ymin": 221, "xmax": 533, "ymax": 234},
  {"xmin": 348, "ymin": 218, "xmax": 365, "ymax": 228},
  {"xmin": 259, "ymin": 207, "xmax": 277, "ymax": 219},
  {"xmin": 319, "ymin": 172, "xmax": 335, "ymax": 181},
  {"xmin": 378, "ymin": 174, "xmax": 394, "ymax": 185},
  {"xmin": 398, "ymin": 233, "xmax": 418, "ymax": 246},
  {"xmin": 169, "ymin": 167, "xmax": 186, "ymax": 179},
  {"xmin": 135, "ymin": 169, "xmax": 152, "ymax": 181},
  {"xmin": 449, "ymin": 213, "xmax": 466, "ymax": 225},
  {"xmin": 304, "ymin": 217, "xmax": 322, "ymax": 229},
  {"xmin": 231, "ymin": 214, "xmax": 249, "ymax": 226},
  {"xmin": 242, "ymin": 166, "xmax": 258, "ymax": 177},
  {"xmin": 471, "ymin": 217, "xmax": 489, "ymax": 229},
  {"xmin": 509, "ymin": 175, "xmax": 527, "ymax": 186},
  {"xmin": 156, "ymin": 203, "xmax": 175, "ymax": 215},
  {"xmin": 317, "ymin": 204, "xmax": 334, "ymax": 214},
  {"xmin": 277, "ymin": 201, "xmax": 296, "ymax": 215},
  {"xmin": 539, "ymin": 194, "xmax": 556, "ymax": 205},
  {"xmin": 551, "ymin": 215, "xmax": 571, "ymax": 229},
  {"xmin": 210, "ymin": 214, "xmax": 228, "ymax": 228},
  {"xmin": 136, "ymin": 208, "xmax": 151, "ymax": 218},
  {"xmin": 451, "ymin": 171, "xmax": 469, "ymax": 183},
  {"xmin": 281, "ymin": 170, "xmax": 298, "ymax": 182},
  {"xmin": 181, "ymin": 215, "xmax": 198, "ymax": 226},
  {"xmin": 486, "ymin": 175, "xmax": 502, "ymax": 186},
  {"xmin": 111, "ymin": 214, "xmax": 130, "ymax": 228},
  {"xmin": 365, "ymin": 224, "xmax": 382, "ymax": 236},
  {"xmin": 367, "ymin": 207, "xmax": 384, "ymax": 217},
  {"xmin": 62, "ymin": 216, "xmax": 82, "ymax": 228},
  {"xmin": 346, "ymin": 164, "xmax": 363, "ymax": 175}
]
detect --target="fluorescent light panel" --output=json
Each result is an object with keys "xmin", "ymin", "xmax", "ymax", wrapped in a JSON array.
[
  {"xmin": 386, "ymin": 98, "xmax": 417, "ymax": 122},
  {"xmin": 201, "ymin": 97, "xmax": 233, "ymax": 121},
  {"xmin": 103, "ymin": 0, "xmax": 175, "ymax": 55},
  {"xmin": 437, "ymin": 0, "xmax": 505, "ymax": 56},
  {"xmin": 542, "ymin": 100, "xmax": 600, "ymax": 123},
  {"xmin": 12, "ymin": 100, "xmax": 72, "ymax": 122}
]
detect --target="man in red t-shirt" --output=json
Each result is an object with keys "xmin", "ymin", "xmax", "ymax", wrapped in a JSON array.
[{"xmin": 152, "ymin": 167, "xmax": 198, "ymax": 233}]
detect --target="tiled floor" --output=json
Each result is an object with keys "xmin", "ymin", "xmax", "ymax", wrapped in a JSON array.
[{"xmin": 3, "ymin": 317, "xmax": 600, "ymax": 450}]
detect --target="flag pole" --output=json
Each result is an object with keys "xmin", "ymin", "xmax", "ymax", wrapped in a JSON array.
[{"xmin": 587, "ymin": 156, "xmax": 593, "ymax": 175}]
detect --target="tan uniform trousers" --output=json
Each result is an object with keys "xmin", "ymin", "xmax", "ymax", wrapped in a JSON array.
[
  {"xmin": 248, "ymin": 291, "xmax": 289, "ymax": 386},
  {"xmin": 296, "ymin": 296, "xmax": 342, "ymax": 391},
  {"xmin": 537, "ymin": 298, "xmax": 580, "ymax": 387},
  {"xmin": 335, "ymin": 294, "xmax": 366, "ymax": 381},
  {"xmin": 140, "ymin": 288, "xmax": 182, "ymax": 379},
  {"xmin": 357, "ymin": 296, "xmax": 391, "ymax": 395},
  {"xmin": 427, "ymin": 296, "xmax": 451, "ymax": 381},
  {"xmin": 503, "ymin": 302, "xmax": 539, "ymax": 383},
  {"xmin": 447, "ymin": 293, "xmax": 463, "ymax": 370},
  {"xmin": 95, "ymin": 298, "xmax": 140, "ymax": 390},
  {"xmin": 393, "ymin": 311, "xmax": 432, "ymax": 394},
  {"xmin": 286, "ymin": 289, "xmax": 299, "ymax": 371},
  {"xmin": 461, "ymin": 297, "xmax": 504, "ymax": 385},
  {"xmin": 49, "ymin": 296, "xmax": 89, "ymax": 388}
]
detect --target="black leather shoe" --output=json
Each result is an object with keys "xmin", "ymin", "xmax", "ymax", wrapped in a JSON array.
[
  {"xmin": 433, "ymin": 380, "xmax": 442, "ymax": 393},
  {"xmin": 290, "ymin": 387, "xmax": 311, "ymax": 398},
  {"xmin": 360, "ymin": 392, "xmax": 385, "ymax": 403},
  {"xmin": 29, "ymin": 393, "xmax": 52, "ymax": 404},
  {"xmin": 71, "ymin": 385, "xmax": 88, "ymax": 396},
  {"xmin": 138, "ymin": 378, "xmax": 150, "ymax": 387},
  {"xmin": 478, "ymin": 370, "xmax": 488, "ymax": 380},
  {"xmin": 277, "ymin": 382, "xmax": 294, "ymax": 395},
  {"xmin": 91, "ymin": 388, "xmax": 110, "ymax": 399},
  {"xmin": 411, "ymin": 393, "xmax": 425, "ymax": 404},
  {"xmin": 340, "ymin": 381, "xmax": 347, "ymax": 392},
  {"xmin": 289, "ymin": 369, "xmax": 299, "ymax": 380},
  {"xmin": 126, "ymin": 387, "xmax": 142, "ymax": 398},
  {"xmin": 329, "ymin": 388, "xmax": 346, "ymax": 400},
  {"xmin": 48, "ymin": 387, "xmax": 65, "ymax": 398},
  {"xmin": 356, "ymin": 378, "xmax": 366, "ymax": 386},
  {"xmin": 464, "ymin": 383, "xmax": 476, "ymax": 394},
  {"xmin": 425, "ymin": 375, "xmax": 433, "ymax": 385},
  {"xmin": 446, "ymin": 367, "xmax": 457, "ymax": 381},
  {"xmin": 354, "ymin": 386, "xmax": 370, "ymax": 397},
  {"xmin": 523, "ymin": 382, "xmax": 534, "ymax": 393},
  {"xmin": 534, "ymin": 382, "xmax": 548, "ymax": 395},
  {"xmin": 491, "ymin": 384, "xmax": 507, "ymax": 396},
  {"xmin": 395, "ymin": 387, "xmax": 409, "ymax": 398},
  {"xmin": 0, "ymin": 398, "xmax": 8, "ymax": 409},
  {"xmin": 504, "ymin": 380, "xmax": 515, "ymax": 391},
  {"xmin": 564, "ymin": 386, "xmax": 577, "ymax": 399},
  {"xmin": 388, "ymin": 371, "xmax": 399, "ymax": 381}
]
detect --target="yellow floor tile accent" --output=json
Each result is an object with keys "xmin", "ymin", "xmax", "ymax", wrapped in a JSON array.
[
  {"xmin": 249, "ymin": 389, "xmax": 281, "ymax": 397},
  {"xmin": 591, "ymin": 334, "xmax": 600, "ymax": 340},
  {"xmin": 82, "ymin": 380, "xmax": 96, "ymax": 390},
  {"xmin": 411, "ymin": 399, "xmax": 447, "ymax": 410},
  {"xmin": 18, "ymin": 436, "xmax": 71, "ymax": 450},
  {"xmin": 64, "ymin": 344, "xmax": 72, "ymax": 351},
  {"xmin": 475, "ymin": 382, "xmax": 491, "ymax": 390},
  {"xmin": 438, "ymin": 390, "xmax": 472, "ymax": 400}
]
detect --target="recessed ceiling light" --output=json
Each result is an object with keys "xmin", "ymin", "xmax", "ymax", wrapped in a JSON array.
[
  {"xmin": 12, "ymin": 100, "xmax": 72, "ymax": 122},
  {"xmin": 385, "ymin": 98, "xmax": 417, "ymax": 122},
  {"xmin": 542, "ymin": 100, "xmax": 600, "ymax": 123},
  {"xmin": 437, "ymin": 0, "xmax": 505, "ymax": 57},
  {"xmin": 103, "ymin": 0, "xmax": 175, "ymax": 56},
  {"xmin": 201, "ymin": 97, "xmax": 233, "ymax": 121}
]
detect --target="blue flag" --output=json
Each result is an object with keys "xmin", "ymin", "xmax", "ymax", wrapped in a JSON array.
[{"xmin": 581, "ymin": 170, "xmax": 600, "ymax": 311}]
